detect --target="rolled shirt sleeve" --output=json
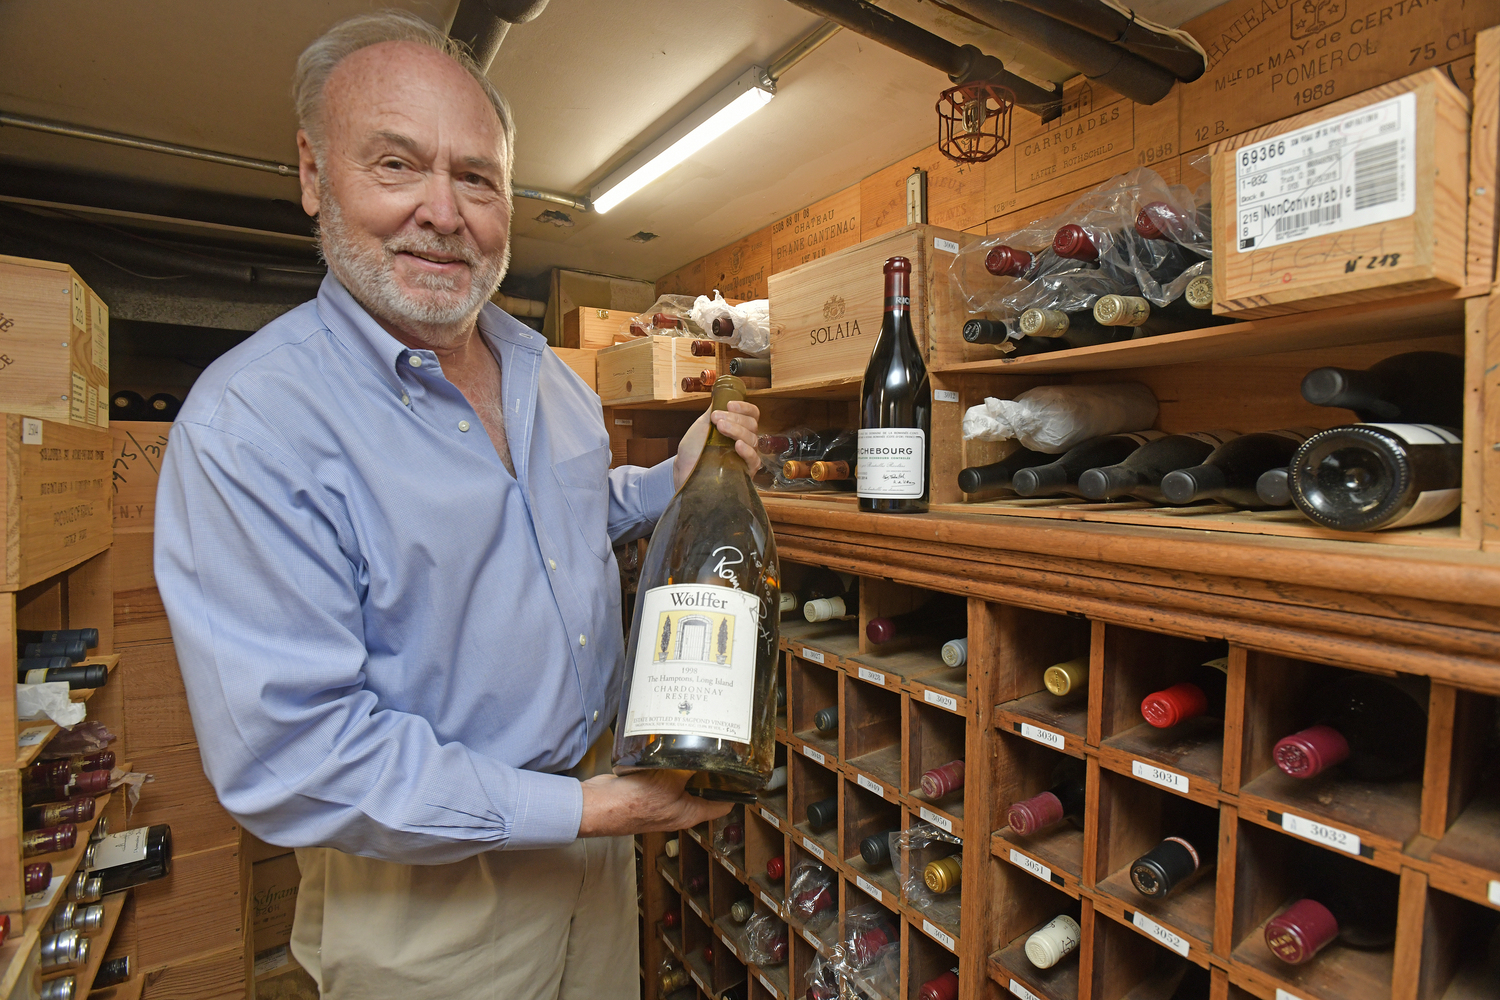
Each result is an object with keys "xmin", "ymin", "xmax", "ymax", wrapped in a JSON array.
[
  {"xmin": 607, "ymin": 458, "xmax": 678, "ymax": 545},
  {"xmin": 155, "ymin": 420, "xmax": 582, "ymax": 862}
]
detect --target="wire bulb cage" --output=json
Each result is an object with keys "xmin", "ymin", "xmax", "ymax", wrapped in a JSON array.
[{"xmin": 936, "ymin": 81, "xmax": 1014, "ymax": 164}]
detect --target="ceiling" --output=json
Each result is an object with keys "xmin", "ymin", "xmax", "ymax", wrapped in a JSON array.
[{"xmin": 0, "ymin": 0, "xmax": 1228, "ymax": 287}]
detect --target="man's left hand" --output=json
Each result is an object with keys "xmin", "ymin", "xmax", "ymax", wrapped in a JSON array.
[{"xmin": 673, "ymin": 401, "xmax": 761, "ymax": 491}]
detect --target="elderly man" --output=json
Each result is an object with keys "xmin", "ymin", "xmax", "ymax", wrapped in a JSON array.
[{"xmin": 154, "ymin": 10, "xmax": 755, "ymax": 999}]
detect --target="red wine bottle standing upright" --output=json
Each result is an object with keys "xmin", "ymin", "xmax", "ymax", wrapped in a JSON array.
[{"xmin": 858, "ymin": 258, "xmax": 930, "ymax": 513}]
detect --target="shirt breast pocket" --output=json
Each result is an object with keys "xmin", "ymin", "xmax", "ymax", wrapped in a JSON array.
[{"xmin": 552, "ymin": 445, "xmax": 613, "ymax": 561}]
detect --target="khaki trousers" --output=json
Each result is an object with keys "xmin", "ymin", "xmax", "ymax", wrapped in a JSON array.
[{"xmin": 290, "ymin": 740, "xmax": 637, "ymax": 999}]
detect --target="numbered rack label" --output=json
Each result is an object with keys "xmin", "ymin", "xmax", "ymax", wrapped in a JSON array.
[
  {"xmin": 802, "ymin": 648, "xmax": 826, "ymax": 664},
  {"xmin": 761, "ymin": 891, "xmax": 780, "ymax": 913},
  {"xmin": 1130, "ymin": 910, "xmax": 1190, "ymax": 957},
  {"xmin": 1008, "ymin": 848, "xmax": 1063, "ymax": 887},
  {"xmin": 1132, "ymin": 759, "xmax": 1190, "ymax": 794},
  {"xmin": 923, "ymin": 689, "xmax": 960, "ymax": 712},
  {"xmin": 802, "ymin": 745, "xmax": 826, "ymax": 765},
  {"xmin": 1014, "ymin": 721, "xmax": 1065, "ymax": 750},
  {"xmin": 857, "ymin": 666, "xmax": 886, "ymax": 686},
  {"xmin": 1272, "ymin": 810, "xmax": 1369, "ymax": 858},
  {"xmin": 1276, "ymin": 990, "xmax": 1307, "ymax": 1000},
  {"xmin": 760, "ymin": 807, "xmax": 780, "ymax": 829},
  {"xmin": 1489, "ymin": 880, "xmax": 1500, "ymax": 907},
  {"xmin": 918, "ymin": 807, "xmax": 954, "ymax": 835},
  {"xmin": 723, "ymin": 938, "xmax": 737, "ymax": 957},
  {"xmin": 803, "ymin": 839, "xmax": 826, "ymax": 861},
  {"xmin": 856, "ymin": 875, "xmax": 883, "ymax": 902},
  {"xmin": 922, "ymin": 919, "xmax": 956, "ymax": 951},
  {"xmin": 803, "ymin": 929, "xmax": 821, "ymax": 950},
  {"xmin": 760, "ymin": 973, "xmax": 780, "ymax": 998},
  {"xmin": 856, "ymin": 773, "xmax": 885, "ymax": 798},
  {"xmin": 1010, "ymin": 980, "xmax": 1042, "ymax": 1000}
]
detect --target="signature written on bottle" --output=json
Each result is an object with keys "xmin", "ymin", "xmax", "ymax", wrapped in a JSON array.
[{"xmin": 711, "ymin": 545, "xmax": 744, "ymax": 587}]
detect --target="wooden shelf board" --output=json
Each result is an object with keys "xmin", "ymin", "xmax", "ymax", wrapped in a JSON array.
[
  {"xmin": 988, "ymin": 926, "xmax": 1080, "ymax": 1000},
  {"xmin": 1239, "ymin": 770, "xmax": 1421, "ymax": 872},
  {"xmin": 1428, "ymin": 784, "xmax": 1500, "ymax": 893},
  {"xmin": 995, "ymin": 694, "xmax": 1090, "ymax": 758},
  {"xmin": 1094, "ymin": 867, "xmax": 1216, "ymax": 965},
  {"xmin": 41, "ymin": 889, "xmax": 127, "ymax": 994},
  {"xmin": 846, "ymin": 745, "xmax": 903, "ymax": 795},
  {"xmin": 753, "ymin": 792, "xmax": 789, "ymax": 831},
  {"xmin": 780, "ymin": 619, "xmax": 861, "ymax": 665},
  {"xmin": 931, "ymin": 498, "xmax": 1469, "ymax": 550},
  {"xmin": 907, "ymin": 669, "xmax": 971, "ymax": 715},
  {"xmin": 932, "ymin": 291, "xmax": 1471, "ymax": 376},
  {"xmin": 749, "ymin": 873, "xmax": 784, "ymax": 914},
  {"xmin": 842, "ymin": 859, "xmax": 900, "ymax": 912},
  {"xmin": 1436, "ymin": 955, "xmax": 1500, "ymax": 1000},
  {"xmin": 1098, "ymin": 719, "xmax": 1225, "ymax": 805},
  {"xmin": 908, "ymin": 793, "xmax": 963, "ymax": 835},
  {"xmin": 906, "ymin": 906, "xmax": 960, "ymax": 955},
  {"xmin": 992, "ymin": 827, "xmax": 1085, "ymax": 892},
  {"xmin": 603, "ymin": 375, "xmax": 861, "ymax": 409},
  {"xmin": 752, "ymin": 961, "xmax": 790, "ymax": 1000},
  {"xmin": 792, "ymin": 731, "xmax": 839, "ymax": 765},
  {"xmin": 16, "ymin": 723, "xmax": 60, "ymax": 768},
  {"xmin": 792, "ymin": 822, "xmax": 838, "ymax": 863},
  {"xmin": 846, "ymin": 642, "xmax": 949, "ymax": 686},
  {"xmin": 86, "ymin": 972, "xmax": 144, "ymax": 1000},
  {"xmin": 1230, "ymin": 911, "xmax": 1394, "ymax": 1000}
]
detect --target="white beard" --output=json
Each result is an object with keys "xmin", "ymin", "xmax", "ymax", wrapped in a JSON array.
[{"xmin": 317, "ymin": 181, "xmax": 510, "ymax": 347}]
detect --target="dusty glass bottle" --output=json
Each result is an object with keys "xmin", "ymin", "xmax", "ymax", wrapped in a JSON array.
[{"xmin": 613, "ymin": 376, "xmax": 780, "ymax": 800}]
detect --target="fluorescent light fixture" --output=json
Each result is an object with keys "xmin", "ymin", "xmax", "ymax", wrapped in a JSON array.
[{"xmin": 591, "ymin": 67, "xmax": 775, "ymax": 213}]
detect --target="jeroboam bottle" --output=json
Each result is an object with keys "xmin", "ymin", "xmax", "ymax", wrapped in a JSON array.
[
  {"xmin": 1288, "ymin": 423, "xmax": 1462, "ymax": 531},
  {"xmin": 614, "ymin": 375, "xmax": 780, "ymax": 801},
  {"xmin": 858, "ymin": 258, "xmax": 930, "ymax": 513}
]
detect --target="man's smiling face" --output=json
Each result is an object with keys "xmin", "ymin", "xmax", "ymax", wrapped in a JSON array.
[{"xmin": 299, "ymin": 39, "xmax": 512, "ymax": 345}]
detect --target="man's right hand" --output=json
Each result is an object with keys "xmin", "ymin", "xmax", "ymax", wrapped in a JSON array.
[{"xmin": 577, "ymin": 770, "xmax": 733, "ymax": 837}]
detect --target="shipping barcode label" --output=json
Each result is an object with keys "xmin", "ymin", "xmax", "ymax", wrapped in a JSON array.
[
  {"xmin": 802, "ymin": 745, "xmax": 826, "ymax": 765},
  {"xmin": 253, "ymin": 944, "xmax": 291, "ymax": 977},
  {"xmin": 760, "ymin": 807, "xmax": 779, "ymax": 828},
  {"xmin": 1132, "ymin": 760, "xmax": 1190, "ymax": 794},
  {"xmin": 1276, "ymin": 990, "xmax": 1307, "ymax": 1000},
  {"xmin": 1008, "ymin": 849, "xmax": 1053, "ymax": 884},
  {"xmin": 760, "ymin": 973, "xmax": 778, "ymax": 998},
  {"xmin": 922, "ymin": 919, "xmax": 956, "ymax": 950},
  {"xmin": 761, "ymin": 891, "xmax": 779, "ymax": 912},
  {"xmin": 803, "ymin": 838, "xmax": 825, "ymax": 860},
  {"xmin": 18, "ymin": 727, "xmax": 50, "ymax": 748},
  {"xmin": 21, "ymin": 418, "xmax": 42, "ymax": 446},
  {"xmin": 1278, "ymin": 810, "xmax": 1363, "ymax": 856},
  {"xmin": 856, "ymin": 773, "xmax": 885, "ymax": 798},
  {"xmin": 1010, "ymin": 980, "xmax": 1042, "ymax": 1000},
  {"xmin": 1236, "ymin": 92, "xmax": 1416, "ymax": 252},
  {"xmin": 919, "ymin": 807, "xmax": 954, "ymax": 834},
  {"xmin": 857, "ymin": 666, "xmax": 886, "ymax": 686},
  {"xmin": 933, "ymin": 389, "xmax": 960, "ymax": 403},
  {"xmin": 613, "ymin": 418, "xmax": 633, "ymax": 426},
  {"xmin": 924, "ymin": 689, "xmax": 960, "ymax": 712},
  {"xmin": 856, "ymin": 875, "xmax": 883, "ymax": 901},
  {"xmin": 1016, "ymin": 721, "xmax": 1066, "ymax": 750},
  {"xmin": 1489, "ymin": 880, "xmax": 1500, "ymax": 907},
  {"xmin": 935, "ymin": 237, "xmax": 960, "ymax": 253},
  {"xmin": 1131, "ymin": 910, "xmax": 1190, "ymax": 956},
  {"xmin": 802, "ymin": 648, "xmax": 826, "ymax": 664}
]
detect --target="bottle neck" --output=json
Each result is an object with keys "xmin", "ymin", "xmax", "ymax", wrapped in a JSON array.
[
  {"xmin": 885, "ymin": 268, "xmax": 911, "ymax": 319},
  {"xmin": 701, "ymin": 375, "xmax": 748, "ymax": 452}
]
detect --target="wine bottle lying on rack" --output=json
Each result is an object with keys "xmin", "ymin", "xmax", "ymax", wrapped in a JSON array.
[
  {"xmin": 865, "ymin": 604, "xmax": 966, "ymax": 644},
  {"xmin": 1300, "ymin": 351, "xmax": 1463, "ymax": 427},
  {"xmin": 924, "ymin": 854, "xmax": 962, "ymax": 893},
  {"xmin": 1263, "ymin": 849, "xmax": 1399, "ymax": 963},
  {"xmin": 806, "ymin": 796, "xmax": 836, "ymax": 831},
  {"xmin": 26, "ymin": 751, "xmax": 115, "ymax": 788},
  {"xmin": 921, "ymin": 760, "xmax": 965, "ymax": 798},
  {"xmin": 1256, "ymin": 467, "xmax": 1293, "ymax": 507},
  {"xmin": 1135, "ymin": 201, "xmax": 1211, "ymax": 250},
  {"xmin": 941, "ymin": 637, "xmax": 967, "ymax": 667},
  {"xmin": 1008, "ymin": 759, "xmax": 1086, "ymax": 836},
  {"xmin": 23, "ymin": 795, "xmax": 95, "ymax": 831},
  {"xmin": 860, "ymin": 829, "xmax": 898, "ymax": 868},
  {"xmin": 1288, "ymin": 423, "xmax": 1462, "ymax": 531},
  {"xmin": 20, "ymin": 664, "xmax": 108, "ymax": 689},
  {"xmin": 24, "ymin": 862, "xmax": 50, "ymax": 894},
  {"xmin": 1012, "ymin": 431, "xmax": 1165, "ymax": 498},
  {"xmin": 1272, "ymin": 671, "xmax": 1427, "ymax": 781},
  {"xmin": 985, "ymin": 244, "xmax": 1059, "ymax": 280},
  {"xmin": 1161, "ymin": 429, "xmax": 1317, "ymax": 507},
  {"xmin": 1093, "ymin": 290, "xmax": 1229, "ymax": 336},
  {"xmin": 1129, "ymin": 810, "xmax": 1219, "ymax": 898},
  {"xmin": 148, "ymin": 393, "xmax": 182, "ymax": 421},
  {"xmin": 1077, "ymin": 431, "xmax": 1237, "ymax": 503},
  {"xmin": 919, "ymin": 969, "xmax": 959, "ymax": 1000},
  {"xmin": 729, "ymin": 357, "xmax": 771, "ymax": 380},
  {"xmin": 1141, "ymin": 656, "xmax": 1228, "ymax": 728},
  {"xmin": 766, "ymin": 855, "xmax": 784, "ymax": 880},
  {"xmin": 25, "ymin": 768, "xmax": 111, "ymax": 805},
  {"xmin": 730, "ymin": 898, "xmax": 753, "ymax": 922},
  {"xmin": 21, "ymin": 640, "xmax": 87, "ymax": 662},
  {"xmin": 1026, "ymin": 914, "xmax": 1081, "ymax": 969},
  {"xmin": 1044, "ymin": 657, "xmax": 1088, "ymax": 697},
  {"xmin": 812, "ymin": 707, "xmax": 838, "ymax": 733},
  {"xmin": 16, "ymin": 628, "xmax": 99, "ymax": 649},
  {"xmin": 957, "ymin": 446, "xmax": 1053, "ymax": 495},
  {"xmin": 1017, "ymin": 306, "xmax": 1128, "ymax": 348},
  {"xmin": 111, "ymin": 390, "xmax": 148, "ymax": 421}
]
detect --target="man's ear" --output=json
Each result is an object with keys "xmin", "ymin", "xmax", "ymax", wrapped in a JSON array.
[{"xmin": 297, "ymin": 131, "xmax": 321, "ymax": 218}]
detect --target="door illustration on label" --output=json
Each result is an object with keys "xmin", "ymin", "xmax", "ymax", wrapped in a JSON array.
[{"xmin": 656, "ymin": 613, "xmax": 735, "ymax": 666}]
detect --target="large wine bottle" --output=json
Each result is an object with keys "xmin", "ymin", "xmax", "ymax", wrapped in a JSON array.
[
  {"xmin": 1011, "ymin": 431, "xmax": 1165, "ymax": 498},
  {"xmin": 1077, "ymin": 431, "xmax": 1236, "ymax": 502},
  {"xmin": 858, "ymin": 258, "xmax": 930, "ymax": 513},
  {"xmin": 1160, "ymin": 429, "xmax": 1316, "ymax": 507},
  {"xmin": 1299, "ymin": 352, "xmax": 1463, "ymax": 427},
  {"xmin": 1272, "ymin": 672, "xmax": 1428, "ymax": 781},
  {"xmin": 613, "ymin": 376, "xmax": 780, "ymax": 801},
  {"xmin": 1288, "ymin": 423, "xmax": 1462, "ymax": 531},
  {"xmin": 957, "ymin": 447, "xmax": 1053, "ymax": 495}
]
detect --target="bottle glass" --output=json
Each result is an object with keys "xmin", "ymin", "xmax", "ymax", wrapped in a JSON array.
[{"xmin": 858, "ymin": 258, "xmax": 930, "ymax": 513}]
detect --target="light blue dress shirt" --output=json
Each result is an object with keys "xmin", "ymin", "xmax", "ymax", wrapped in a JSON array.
[{"xmin": 154, "ymin": 276, "xmax": 677, "ymax": 863}]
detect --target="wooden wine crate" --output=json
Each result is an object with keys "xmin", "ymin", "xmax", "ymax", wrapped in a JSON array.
[
  {"xmin": 1, "ymin": 415, "xmax": 112, "ymax": 591},
  {"xmin": 110, "ymin": 420, "xmax": 170, "ymax": 532},
  {"xmin": 767, "ymin": 224, "xmax": 975, "ymax": 391},
  {"xmin": 551, "ymin": 346, "xmax": 598, "ymax": 392},
  {"xmin": 1210, "ymin": 69, "xmax": 1471, "ymax": 318},
  {"xmin": 0, "ymin": 254, "xmax": 110, "ymax": 428},
  {"xmin": 561, "ymin": 306, "xmax": 635, "ymax": 350},
  {"xmin": 595, "ymin": 335, "xmax": 704, "ymax": 405}
]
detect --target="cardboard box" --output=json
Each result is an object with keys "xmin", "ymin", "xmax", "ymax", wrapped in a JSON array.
[
  {"xmin": 252, "ymin": 852, "xmax": 302, "ymax": 954},
  {"xmin": 255, "ymin": 948, "xmax": 319, "ymax": 1000},
  {"xmin": 1211, "ymin": 69, "xmax": 1470, "ymax": 316},
  {"xmin": 0, "ymin": 254, "xmax": 110, "ymax": 428},
  {"xmin": 767, "ymin": 224, "xmax": 975, "ymax": 389},
  {"xmin": 110, "ymin": 420, "xmax": 169, "ymax": 531},
  {"xmin": 1, "ymin": 415, "xmax": 112, "ymax": 590}
]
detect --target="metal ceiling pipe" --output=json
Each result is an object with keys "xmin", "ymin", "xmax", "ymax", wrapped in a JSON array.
[
  {"xmin": 768, "ymin": 20, "xmax": 843, "ymax": 82},
  {"xmin": 935, "ymin": 0, "xmax": 1177, "ymax": 104},
  {"xmin": 1002, "ymin": 0, "xmax": 1206, "ymax": 82},
  {"xmin": 446, "ymin": 0, "xmax": 550, "ymax": 72},
  {"xmin": 781, "ymin": 0, "xmax": 1062, "ymax": 116}
]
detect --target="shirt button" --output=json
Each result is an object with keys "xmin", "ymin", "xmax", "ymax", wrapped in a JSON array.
[
  {"xmin": 458, "ymin": 420, "xmax": 471, "ymax": 432},
  {"xmin": 408, "ymin": 356, "xmax": 422, "ymax": 368},
  {"xmin": 593, "ymin": 710, "xmax": 599, "ymax": 722},
  {"xmin": 401, "ymin": 394, "xmax": 410, "ymax": 406},
  {"xmin": 549, "ymin": 559, "xmax": 557, "ymax": 570},
  {"xmin": 578, "ymin": 634, "xmax": 587, "ymax": 647}
]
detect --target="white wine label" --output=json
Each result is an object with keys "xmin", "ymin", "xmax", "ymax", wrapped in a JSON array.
[
  {"xmin": 71, "ymin": 371, "xmax": 87, "ymax": 421},
  {"xmin": 857, "ymin": 427, "xmax": 926, "ymax": 500},
  {"xmin": 622, "ymin": 584, "xmax": 761, "ymax": 742},
  {"xmin": 1366, "ymin": 423, "xmax": 1462, "ymax": 446},
  {"xmin": 856, "ymin": 773, "xmax": 885, "ymax": 798},
  {"xmin": 89, "ymin": 827, "xmax": 150, "ymax": 871},
  {"xmin": 1489, "ymin": 880, "xmax": 1500, "ymax": 907},
  {"xmin": 802, "ymin": 648, "xmax": 826, "ymax": 664},
  {"xmin": 22, "ymin": 418, "xmax": 42, "ymax": 446},
  {"xmin": 1010, "ymin": 980, "xmax": 1042, "ymax": 1000},
  {"xmin": 86, "ymin": 385, "xmax": 98, "ymax": 425},
  {"xmin": 760, "ymin": 973, "xmax": 779, "ymax": 998},
  {"xmin": 1017, "ymin": 722, "xmax": 1066, "ymax": 750},
  {"xmin": 24, "ymin": 669, "xmax": 50, "ymax": 684},
  {"xmin": 1131, "ymin": 910, "xmax": 1190, "ymax": 956},
  {"xmin": 1235, "ymin": 92, "xmax": 1416, "ymax": 253},
  {"xmin": 922, "ymin": 919, "xmax": 956, "ymax": 950},
  {"xmin": 1132, "ymin": 760, "xmax": 1190, "ymax": 794},
  {"xmin": 1385, "ymin": 488, "xmax": 1461, "ymax": 529},
  {"xmin": 857, "ymin": 666, "xmax": 886, "ymax": 686},
  {"xmin": 934, "ymin": 237, "xmax": 960, "ymax": 253},
  {"xmin": 919, "ymin": 807, "xmax": 954, "ymax": 834},
  {"xmin": 924, "ymin": 689, "xmax": 960, "ymax": 712},
  {"xmin": 802, "ymin": 745, "xmax": 826, "ymax": 765},
  {"xmin": 1009, "ymin": 849, "xmax": 1052, "ymax": 884},
  {"xmin": 933, "ymin": 389, "xmax": 960, "ymax": 403},
  {"xmin": 803, "ymin": 838, "xmax": 825, "ymax": 860},
  {"xmin": 18, "ymin": 727, "xmax": 51, "ymax": 747},
  {"xmin": 91, "ymin": 297, "xmax": 109, "ymax": 373},
  {"xmin": 1280, "ymin": 811, "xmax": 1361, "ymax": 856},
  {"xmin": 254, "ymin": 944, "xmax": 292, "ymax": 976},
  {"xmin": 760, "ymin": 807, "xmax": 779, "ymax": 828},
  {"xmin": 856, "ymin": 875, "xmax": 883, "ymax": 901}
]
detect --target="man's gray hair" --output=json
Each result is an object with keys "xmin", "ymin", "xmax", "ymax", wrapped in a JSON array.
[{"xmin": 293, "ymin": 9, "xmax": 515, "ymax": 188}]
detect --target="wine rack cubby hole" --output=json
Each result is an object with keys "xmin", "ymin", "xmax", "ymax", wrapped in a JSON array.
[{"xmin": 636, "ymin": 562, "xmax": 1500, "ymax": 1000}]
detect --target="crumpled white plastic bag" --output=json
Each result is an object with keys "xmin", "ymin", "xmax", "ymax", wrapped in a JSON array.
[
  {"xmin": 17, "ymin": 682, "xmax": 86, "ymax": 727},
  {"xmin": 962, "ymin": 382, "xmax": 1158, "ymax": 453},
  {"xmin": 690, "ymin": 292, "xmax": 773, "ymax": 358}
]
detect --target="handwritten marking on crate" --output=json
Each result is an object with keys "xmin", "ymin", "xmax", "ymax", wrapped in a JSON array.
[
  {"xmin": 1132, "ymin": 759, "xmax": 1190, "ymax": 794},
  {"xmin": 1272, "ymin": 810, "xmax": 1369, "ymax": 858},
  {"xmin": 1130, "ymin": 910, "xmax": 1190, "ymax": 957},
  {"xmin": 1015, "ymin": 721, "xmax": 1066, "ymax": 750}
]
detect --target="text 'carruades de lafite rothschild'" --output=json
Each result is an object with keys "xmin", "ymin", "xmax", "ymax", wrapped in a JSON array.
[
  {"xmin": 613, "ymin": 375, "xmax": 780, "ymax": 800},
  {"xmin": 858, "ymin": 257, "xmax": 930, "ymax": 513}
]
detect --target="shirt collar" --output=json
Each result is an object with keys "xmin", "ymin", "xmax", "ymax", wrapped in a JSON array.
[{"xmin": 316, "ymin": 274, "xmax": 544, "ymax": 396}]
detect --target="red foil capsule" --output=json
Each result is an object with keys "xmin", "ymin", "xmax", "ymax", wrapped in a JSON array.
[
  {"xmin": 1052, "ymin": 224, "xmax": 1099, "ymax": 261},
  {"xmin": 1134, "ymin": 202, "xmax": 1180, "ymax": 240},
  {"xmin": 702, "ymin": 944, "xmax": 713, "ymax": 962},
  {"xmin": 767, "ymin": 932, "xmax": 787, "ymax": 962},
  {"xmin": 686, "ymin": 874, "xmax": 706, "ymax": 895},
  {"xmin": 920, "ymin": 971, "xmax": 960, "ymax": 1000},
  {"xmin": 24, "ymin": 862, "xmax": 52, "ymax": 894},
  {"xmin": 722, "ymin": 823, "xmax": 743, "ymax": 846},
  {"xmin": 1274, "ymin": 725, "xmax": 1352, "ymax": 779},
  {"xmin": 984, "ymin": 245, "xmax": 1034, "ymax": 278},
  {"xmin": 766, "ymin": 856, "xmax": 784, "ymax": 880},
  {"xmin": 852, "ymin": 925, "xmax": 896, "ymax": 965},
  {"xmin": 921, "ymin": 760, "xmax": 965, "ymax": 798},
  {"xmin": 22, "ymin": 823, "xmax": 77, "ymax": 857},
  {"xmin": 662, "ymin": 910, "xmax": 678, "ymax": 929},
  {"xmin": 0, "ymin": 914, "xmax": 8, "ymax": 948},
  {"xmin": 1007, "ymin": 790, "xmax": 1065, "ymax": 836},
  {"xmin": 1140, "ymin": 682, "xmax": 1210, "ymax": 729},
  {"xmin": 1265, "ymin": 898, "xmax": 1340, "ymax": 964},
  {"xmin": 24, "ymin": 795, "xmax": 96, "ymax": 831},
  {"xmin": 689, "ymin": 340, "xmax": 717, "ymax": 357}
]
